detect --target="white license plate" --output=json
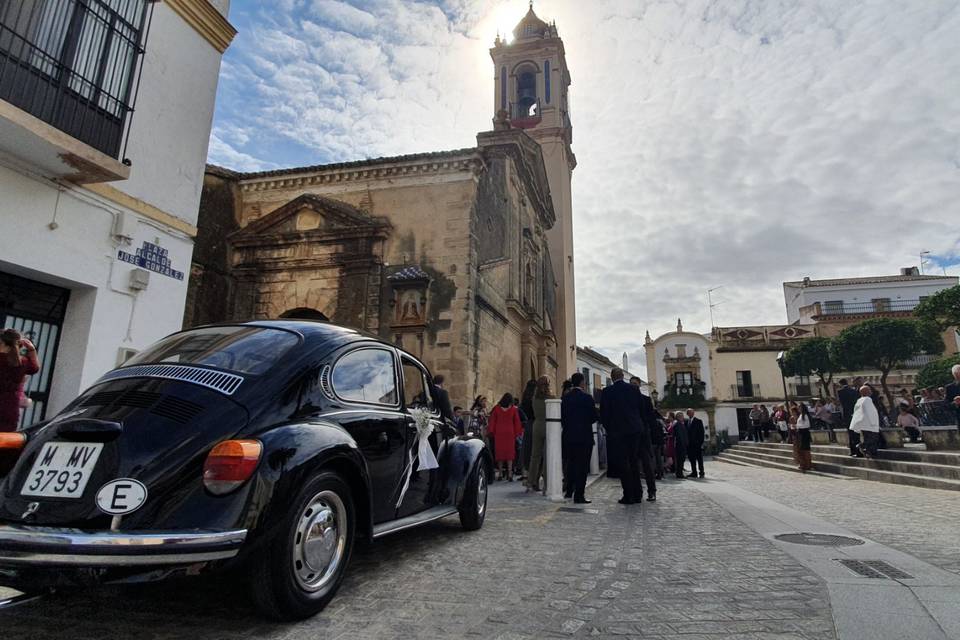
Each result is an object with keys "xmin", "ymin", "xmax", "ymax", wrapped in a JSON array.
[{"xmin": 21, "ymin": 442, "xmax": 104, "ymax": 499}]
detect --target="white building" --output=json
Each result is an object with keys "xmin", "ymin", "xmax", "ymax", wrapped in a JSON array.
[
  {"xmin": 576, "ymin": 346, "xmax": 646, "ymax": 402},
  {"xmin": 0, "ymin": 0, "xmax": 234, "ymax": 424},
  {"xmin": 783, "ymin": 268, "xmax": 957, "ymax": 325}
]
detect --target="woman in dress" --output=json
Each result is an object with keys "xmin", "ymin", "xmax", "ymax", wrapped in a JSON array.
[
  {"xmin": 0, "ymin": 329, "xmax": 39, "ymax": 432},
  {"xmin": 796, "ymin": 402, "xmax": 813, "ymax": 472},
  {"xmin": 488, "ymin": 393, "xmax": 523, "ymax": 481},
  {"xmin": 664, "ymin": 412, "xmax": 676, "ymax": 474},
  {"xmin": 527, "ymin": 376, "xmax": 552, "ymax": 493},
  {"xmin": 469, "ymin": 395, "xmax": 488, "ymax": 440}
]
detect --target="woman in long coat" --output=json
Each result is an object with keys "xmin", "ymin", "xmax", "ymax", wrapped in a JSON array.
[
  {"xmin": 527, "ymin": 376, "xmax": 552, "ymax": 493},
  {"xmin": 488, "ymin": 393, "xmax": 523, "ymax": 481}
]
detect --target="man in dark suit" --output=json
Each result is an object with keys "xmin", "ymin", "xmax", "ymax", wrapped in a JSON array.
[
  {"xmin": 561, "ymin": 372, "xmax": 598, "ymax": 503},
  {"xmin": 600, "ymin": 368, "xmax": 657, "ymax": 504},
  {"xmin": 631, "ymin": 376, "xmax": 664, "ymax": 479},
  {"xmin": 837, "ymin": 378, "xmax": 861, "ymax": 456},
  {"xmin": 685, "ymin": 408, "xmax": 706, "ymax": 478},
  {"xmin": 431, "ymin": 374, "xmax": 454, "ymax": 423}
]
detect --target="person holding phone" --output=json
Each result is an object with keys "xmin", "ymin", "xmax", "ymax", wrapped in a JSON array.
[{"xmin": 0, "ymin": 329, "xmax": 40, "ymax": 432}]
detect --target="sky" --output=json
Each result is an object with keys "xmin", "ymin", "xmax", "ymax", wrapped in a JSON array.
[{"xmin": 209, "ymin": 0, "xmax": 960, "ymax": 377}]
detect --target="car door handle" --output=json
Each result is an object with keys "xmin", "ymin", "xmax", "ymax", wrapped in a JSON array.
[{"xmin": 378, "ymin": 431, "xmax": 389, "ymax": 444}]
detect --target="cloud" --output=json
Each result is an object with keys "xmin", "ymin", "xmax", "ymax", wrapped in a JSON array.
[{"xmin": 211, "ymin": 0, "xmax": 960, "ymax": 378}]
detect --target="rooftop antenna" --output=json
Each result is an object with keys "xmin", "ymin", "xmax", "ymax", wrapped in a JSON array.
[
  {"xmin": 707, "ymin": 285, "xmax": 724, "ymax": 329},
  {"xmin": 920, "ymin": 250, "xmax": 930, "ymax": 274}
]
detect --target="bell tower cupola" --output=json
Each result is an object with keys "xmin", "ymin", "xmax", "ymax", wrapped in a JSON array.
[
  {"xmin": 491, "ymin": 2, "xmax": 572, "ymax": 141},
  {"xmin": 490, "ymin": 1, "xmax": 578, "ymax": 380}
]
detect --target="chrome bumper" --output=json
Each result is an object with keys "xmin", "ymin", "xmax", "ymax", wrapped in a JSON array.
[{"xmin": 0, "ymin": 525, "xmax": 247, "ymax": 566}]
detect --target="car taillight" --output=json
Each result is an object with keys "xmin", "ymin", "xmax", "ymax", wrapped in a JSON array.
[
  {"xmin": 203, "ymin": 440, "xmax": 262, "ymax": 495},
  {"xmin": 0, "ymin": 432, "xmax": 26, "ymax": 451}
]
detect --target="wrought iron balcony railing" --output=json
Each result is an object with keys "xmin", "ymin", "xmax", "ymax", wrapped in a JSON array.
[
  {"xmin": 0, "ymin": 0, "xmax": 151, "ymax": 158},
  {"xmin": 731, "ymin": 383, "xmax": 762, "ymax": 399},
  {"xmin": 817, "ymin": 299, "xmax": 920, "ymax": 316}
]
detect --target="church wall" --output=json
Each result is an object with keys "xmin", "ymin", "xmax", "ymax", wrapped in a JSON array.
[
  {"xmin": 537, "ymin": 135, "xmax": 576, "ymax": 380},
  {"xmin": 184, "ymin": 172, "xmax": 240, "ymax": 328},
  {"xmin": 474, "ymin": 304, "xmax": 524, "ymax": 404},
  {"xmin": 239, "ymin": 176, "xmax": 479, "ymax": 407}
]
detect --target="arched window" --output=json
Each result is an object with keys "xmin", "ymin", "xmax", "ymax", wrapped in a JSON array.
[{"xmin": 516, "ymin": 70, "xmax": 537, "ymax": 117}]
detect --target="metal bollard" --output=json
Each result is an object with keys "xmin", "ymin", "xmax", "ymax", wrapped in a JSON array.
[
  {"xmin": 590, "ymin": 422, "xmax": 600, "ymax": 475},
  {"xmin": 544, "ymin": 398, "xmax": 564, "ymax": 502}
]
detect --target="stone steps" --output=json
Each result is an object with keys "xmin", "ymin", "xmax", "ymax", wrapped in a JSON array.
[
  {"xmin": 731, "ymin": 442, "xmax": 960, "ymax": 480},
  {"xmin": 716, "ymin": 443, "xmax": 960, "ymax": 492},
  {"xmin": 737, "ymin": 441, "xmax": 960, "ymax": 466}
]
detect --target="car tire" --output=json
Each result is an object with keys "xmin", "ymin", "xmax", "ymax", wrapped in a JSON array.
[
  {"xmin": 249, "ymin": 470, "xmax": 355, "ymax": 621},
  {"xmin": 458, "ymin": 461, "xmax": 487, "ymax": 531}
]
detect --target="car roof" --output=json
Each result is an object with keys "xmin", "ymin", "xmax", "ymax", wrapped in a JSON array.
[{"xmin": 186, "ymin": 320, "xmax": 428, "ymax": 369}]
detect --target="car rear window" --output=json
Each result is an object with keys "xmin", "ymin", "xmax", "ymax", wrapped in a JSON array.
[{"xmin": 123, "ymin": 326, "xmax": 299, "ymax": 375}]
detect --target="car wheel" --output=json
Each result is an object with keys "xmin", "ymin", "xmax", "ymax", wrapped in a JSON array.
[
  {"xmin": 458, "ymin": 461, "xmax": 487, "ymax": 531},
  {"xmin": 249, "ymin": 471, "xmax": 355, "ymax": 621}
]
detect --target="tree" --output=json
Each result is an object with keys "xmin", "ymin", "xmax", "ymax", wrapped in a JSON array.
[
  {"xmin": 830, "ymin": 318, "xmax": 944, "ymax": 407},
  {"xmin": 917, "ymin": 354, "xmax": 960, "ymax": 390},
  {"xmin": 915, "ymin": 284, "xmax": 960, "ymax": 332},
  {"xmin": 781, "ymin": 337, "xmax": 838, "ymax": 398}
]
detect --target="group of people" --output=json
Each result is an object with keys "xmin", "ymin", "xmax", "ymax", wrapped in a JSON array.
[
  {"xmin": 0, "ymin": 328, "xmax": 39, "ymax": 433},
  {"xmin": 464, "ymin": 367, "xmax": 710, "ymax": 506},
  {"xmin": 658, "ymin": 410, "xmax": 707, "ymax": 479}
]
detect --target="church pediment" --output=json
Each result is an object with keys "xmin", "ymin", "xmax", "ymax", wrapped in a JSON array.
[{"xmin": 232, "ymin": 193, "xmax": 390, "ymax": 239}]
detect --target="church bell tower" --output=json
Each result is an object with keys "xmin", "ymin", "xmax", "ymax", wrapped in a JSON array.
[{"xmin": 491, "ymin": 2, "xmax": 578, "ymax": 380}]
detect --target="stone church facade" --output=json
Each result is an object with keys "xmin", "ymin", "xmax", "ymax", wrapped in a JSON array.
[{"xmin": 185, "ymin": 6, "xmax": 576, "ymax": 407}]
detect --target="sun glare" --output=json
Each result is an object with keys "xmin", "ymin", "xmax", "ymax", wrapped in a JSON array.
[{"xmin": 483, "ymin": 2, "xmax": 529, "ymax": 45}]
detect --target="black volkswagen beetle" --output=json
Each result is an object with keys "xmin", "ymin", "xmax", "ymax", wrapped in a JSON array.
[{"xmin": 0, "ymin": 321, "xmax": 491, "ymax": 619}]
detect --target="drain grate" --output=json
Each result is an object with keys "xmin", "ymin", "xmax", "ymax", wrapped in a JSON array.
[
  {"xmin": 558, "ymin": 507, "xmax": 599, "ymax": 514},
  {"xmin": 837, "ymin": 559, "xmax": 914, "ymax": 580},
  {"xmin": 775, "ymin": 532, "xmax": 865, "ymax": 547}
]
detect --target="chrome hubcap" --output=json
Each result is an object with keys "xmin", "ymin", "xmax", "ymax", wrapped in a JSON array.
[
  {"xmin": 476, "ymin": 468, "xmax": 487, "ymax": 516},
  {"xmin": 292, "ymin": 490, "xmax": 346, "ymax": 592}
]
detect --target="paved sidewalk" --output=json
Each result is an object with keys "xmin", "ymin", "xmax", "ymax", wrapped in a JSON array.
[
  {"xmin": 710, "ymin": 461, "xmax": 960, "ymax": 577},
  {"xmin": 1, "ymin": 472, "xmax": 835, "ymax": 639}
]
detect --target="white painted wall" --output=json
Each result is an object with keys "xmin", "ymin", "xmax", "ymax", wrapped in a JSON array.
[
  {"xmin": 118, "ymin": 3, "xmax": 227, "ymax": 224},
  {"xmin": 714, "ymin": 405, "xmax": 742, "ymax": 440},
  {"xmin": 0, "ymin": 2, "xmax": 230, "ymax": 417},
  {"xmin": 649, "ymin": 332, "xmax": 712, "ymax": 399},
  {"xmin": 0, "ymin": 163, "xmax": 194, "ymax": 412},
  {"xmin": 784, "ymin": 278, "xmax": 958, "ymax": 324}
]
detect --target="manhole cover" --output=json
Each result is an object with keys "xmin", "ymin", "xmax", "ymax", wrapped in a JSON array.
[
  {"xmin": 558, "ymin": 507, "xmax": 599, "ymax": 514},
  {"xmin": 774, "ymin": 532, "xmax": 865, "ymax": 547},
  {"xmin": 837, "ymin": 559, "xmax": 914, "ymax": 580}
]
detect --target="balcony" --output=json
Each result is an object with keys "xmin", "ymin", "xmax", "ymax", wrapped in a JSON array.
[
  {"xmin": 812, "ymin": 299, "xmax": 920, "ymax": 318},
  {"xmin": 731, "ymin": 383, "xmax": 762, "ymax": 400},
  {"xmin": 509, "ymin": 98, "xmax": 541, "ymax": 129},
  {"xmin": 901, "ymin": 354, "xmax": 939, "ymax": 369},
  {"xmin": 0, "ymin": 0, "xmax": 150, "ymax": 182}
]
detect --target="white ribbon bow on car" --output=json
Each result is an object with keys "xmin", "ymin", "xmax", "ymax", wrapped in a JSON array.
[{"xmin": 395, "ymin": 407, "xmax": 439, "ymax": 507}]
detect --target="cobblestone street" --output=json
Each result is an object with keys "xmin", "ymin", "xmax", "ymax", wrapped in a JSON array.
[
  {"xmin": 0, "ymin": 466, "xmax": 835, "ymax": 640},
  {"xmin": 4, "ymin": 462, "xmax": 960, "ymax": 638}
]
